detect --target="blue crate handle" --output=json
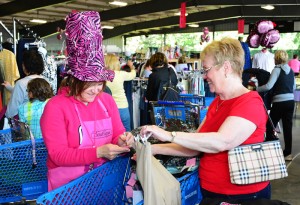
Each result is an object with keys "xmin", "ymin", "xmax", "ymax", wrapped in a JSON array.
[
  {"xmin": 157, "ymin": 100, "xmax": 185, "ymax": 105},
  {"xmin": 179, "ymin": 94, "xmax": 204, "ymax": 98}
]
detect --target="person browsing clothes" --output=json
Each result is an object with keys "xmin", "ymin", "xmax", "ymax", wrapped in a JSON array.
[
  {"xmin": 140, "ymin": 38, "xmax": 270, "ymax": 203},
  {"xmin": 40, "ymin": 11, "xmax": 134, "ymax": 191},
  {"xmin": 4, "ymin": 50, "xmax": 45, "ymax": 118}
]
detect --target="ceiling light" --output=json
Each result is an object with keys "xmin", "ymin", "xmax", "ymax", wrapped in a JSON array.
[
  {"xmin": 109, "ymin": 1, "xmax": 127, "ymax": 6},
  {"xmin": 102, "ymin": 25, "xmax": 114, "ymax": 29},
  {"xmin": 261, "ymin": 5, "xmax": 275, "ymax": 10},
  {"xmin": 30, "ymin": 19, "xmax": 47, "ymax": 24},
  {"xmin": 174, "ymin": 12, "xmax": 188, "ymax": 16},
  {"xmin": 188, "ymin": 24, "xmax": 199, "ymax": 28}
]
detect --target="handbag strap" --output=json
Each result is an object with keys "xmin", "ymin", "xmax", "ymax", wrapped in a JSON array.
[
  {"xmin": 262, "ymin": 103, "xmax": 278, "ymax": 140},
  {"xmin": 167, "ymin": 67, "xmax": 172, "ymax": 85}
]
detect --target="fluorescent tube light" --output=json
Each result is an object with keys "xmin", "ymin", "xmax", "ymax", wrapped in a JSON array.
[
  {"xmin": 102, "ymin": 25, "xmax": 114, "ymax": 29},
  {"xmin": 30, "ymin": 19, "xmax": 47, "ymax": 24},
  {"xmin": 109, "ymin": 1, "xmax": 127, "ymax": 6},
  {"xmin": 261, "ymin": 5, "xmax": 275, "ymax": 10},
  {"xmin": 188, "ymin": 24, "xmax": 199, "ymax": 28},
  {"xmin": 174, "ymin": 12, "xmax": 188, "ymax": 16}
]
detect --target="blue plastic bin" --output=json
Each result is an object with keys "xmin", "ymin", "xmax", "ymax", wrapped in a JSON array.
[
  {"xmin": 0, "ymin": 129, "xmax": 48, "ymax": 203},
  {"xmin": 178, "ymin": 169, "xmax": 202, "ymax": 205},
  {"xmin": 205, "ymin": 97, "xmax": 215, "ymax": 107},
  {"xmin": 179, "ymin": 94, "xmax": 205, "ymax": 106},
  {"xmin": 36, "ymin": 155, "xmax": 131, "ymax": 205}
]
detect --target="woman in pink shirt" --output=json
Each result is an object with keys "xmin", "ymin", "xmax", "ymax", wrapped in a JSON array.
[
  {"xmin": 288, "ymin": 54, "xmax": 300, "ymax": 76},
  {"xmin": 40, "ymin": 11, "xmax": 134, "ymax": 191}
]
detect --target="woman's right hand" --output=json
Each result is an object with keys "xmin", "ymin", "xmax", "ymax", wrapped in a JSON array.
[
  {"xmin": 96, "ymin": 144, "xmax": 130, "ymax": 160},
  {"xmin": 140, "ymin": 125, "xmax": 171, "ymax": 142},
  {"xmin": 2, "ymin": 81, "xmax": 13, "ymax": 91}
]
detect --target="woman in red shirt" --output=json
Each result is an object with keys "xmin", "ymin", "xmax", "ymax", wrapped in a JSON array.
[{"xmin": 140, "ymin": 38, "xmax": 270, "ymax": 202}]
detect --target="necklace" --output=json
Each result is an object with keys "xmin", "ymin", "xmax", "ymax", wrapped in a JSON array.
[{"xmin": 216, "ymin": 98, "xmax": 225, "ymax": 112}]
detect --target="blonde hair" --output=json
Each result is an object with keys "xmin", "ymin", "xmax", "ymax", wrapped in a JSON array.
[
  {"xmin": 104, "ymin": 53, "xmax": 120, "ymax": 71},
  {"xmin": 274, "ymin": 50, "xmax": 289, "ymax": 65},
  {"xmin": 200, "ymin": 37, "xmax": 244, "ymax": 77}
]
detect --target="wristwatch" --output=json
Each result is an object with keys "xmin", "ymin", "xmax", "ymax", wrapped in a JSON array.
[{"xmin": 170, "ymin": 131, "xmax": 177, "ymax": 142}]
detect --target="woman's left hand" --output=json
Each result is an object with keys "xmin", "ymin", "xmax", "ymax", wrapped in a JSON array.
[{"xmin": 118, "ymin": 132, "xmax": 134, "ymax": 147}]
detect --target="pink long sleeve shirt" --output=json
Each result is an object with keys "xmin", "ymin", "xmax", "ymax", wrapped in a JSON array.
[{"xmin": 40, "ymin": 89, "xmax": 125, "ymax": 170}]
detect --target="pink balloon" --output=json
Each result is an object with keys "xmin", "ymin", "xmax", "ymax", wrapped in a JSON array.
[
  {"xmin": 203, "ymin": 27, "xmax": 209, "ymax": 35},
  {"xmin": 57, "ymin": 34, "xmax": 62, "ymax": 40},
  {"xmin": 260, "ymin": 29, "xmax": 280, "ymax": 47},
  {"xmin": 201, "ymin": 34, "xmax": 206, "ymax": 42},
  {"xmin": 246, "ymin": 31, "xmax": 261, "ymax": 48},
  {"xmin": 205, "ymin": 35, "xmax": 210, "ymax": 42},
  {"xmin": 255, "ymin": 20, "xmax": 274, "ymax": 34}
]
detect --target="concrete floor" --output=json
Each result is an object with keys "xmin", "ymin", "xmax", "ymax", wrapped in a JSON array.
[{"xmin": 271, "ymin": 103, "xmax": 300, "ymax": 205}]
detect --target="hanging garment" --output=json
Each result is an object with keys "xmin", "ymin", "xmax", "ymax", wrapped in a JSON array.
[
  {"xmin": 38, "ymin": 47, "xmax": 58, "ymax": 94},
  {"xmin": 132, "ymin": 80, "xmax": 141, "ymax": 129},
  {"xmin": 135, "ymin": 141, "xmax": 181, "ymax": 205},
  {"xmin": 47, "ymin": 99, "xmax": 112, "ymax": 191},
  {"xmin": 0, "ymin": 49, "xmax": 20, "ymax": 105}
]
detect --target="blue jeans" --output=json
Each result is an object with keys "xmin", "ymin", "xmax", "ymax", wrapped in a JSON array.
[
  {"xmin": 118, "ymin": 108, "xmax": 131, "ymax": 131},
  {"xmin": 201, "ymin": 183, "xmax": 271, "ymax": 203}
]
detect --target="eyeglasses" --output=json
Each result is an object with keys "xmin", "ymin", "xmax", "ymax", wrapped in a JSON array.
[{"xmin": 201, "ymin": 64, "xmax": 220, "ymax": 76}]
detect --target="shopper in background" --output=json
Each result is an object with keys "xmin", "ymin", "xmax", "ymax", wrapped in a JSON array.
[
  {"xmin": 105, "ymin": 53, "xmax": 136, "ymax": 131},
  {"xmin": 4, "ymin": 50, "xmax": 45, "ymax": 118},
  {"xmin": 239, "ymin": 36, "xmax": 252, "ymax": 87},
  {"xmin": 288, "ymin": 54, "xmax": 300, "ymax": 76},
  {"xmin": 238, "ymin": 36, "xmax": 252, "ymax": 70},
  {"xmin": 252, "ymin": 48, "xmax": 275, "ymax": 74},
  {"xmin": 18, "ymin": 78, "xmax": 53, "ymax": 139},
  {"xmin": 140, "ymin": 59, "xmax": 152, "ymax": 78},
  {"xmin": 140, "ymin": 38, "xmax": 270, "ymax": 202},
  {"xmin": 41, "ymin": 11, "xmax": 134, "ymax": 191},
  {"xmin": 175, "ymin": 55, "xmax": 189, "ymax": 73},
  {"xmin": 145, "ymin": 52, "xmax": 178, "ymax": 102},
  {"xmin": 257, "ymin": 50, "xmax": 295, "ymax": 161}
]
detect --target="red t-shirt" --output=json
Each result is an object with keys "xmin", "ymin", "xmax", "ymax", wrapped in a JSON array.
[{"xmin": 199, "ymin": 91, "xmax": 269, "ymax": 195}]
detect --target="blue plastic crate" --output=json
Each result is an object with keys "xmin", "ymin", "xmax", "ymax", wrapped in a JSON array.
[
  {"xmin": 151, "ymin": 101, "xmax": 200, "ymax": 132},
  {"xmin": 200, "ymin": 109, "xmax": 208, "ymax": 123},
  {"xmin": 36, "ymin": 155, "xmax": 131, "ymax": 205},
  {"xmin": 0, "ymin": 128, "xmax": 13, "ymax": 145},
  {"xmin": 205, "ymin": 97, "xmax": 215, "ymax": 107},
  {"xmin": 0, "ymin": 136, "xmax": 48, "ymax": 203},
  {"xmin": 179, "ymin": 94, "xmax": 205, "ymax": 106},
  {"xmin": 178, "ymin": 169, "xmax": 202, "ymax": 205}
]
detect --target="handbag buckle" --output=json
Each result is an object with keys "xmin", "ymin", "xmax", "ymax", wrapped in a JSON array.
[{"xmin": 251, "ymin": 144, "xmax": 262, "ymax": 151}]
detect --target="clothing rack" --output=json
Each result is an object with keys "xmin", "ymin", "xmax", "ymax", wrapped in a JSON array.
[
  {"xmin": 0, "ymin": 21, "xmax": 13, "ymax": 39},
  {"xmin": 24, "ymin": 39, "xmax": 46, "ymax": 50},
  {"xmin": 13, "ymin": 17, "xmax": 41, "ymax": 55}
]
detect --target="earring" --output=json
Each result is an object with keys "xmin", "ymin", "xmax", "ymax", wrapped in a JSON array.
[{"xmin": 225, "ymin": 74, "xmax": 227, "ymax": 78}]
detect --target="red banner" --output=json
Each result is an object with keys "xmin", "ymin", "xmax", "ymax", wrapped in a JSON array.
[
  {"xmin": 180, "ymin": 2, "xmax": 186, "ymax": 28},
  {"xmin": 238, "ymin": 18, "xmax": 245, "ymax": 34}
]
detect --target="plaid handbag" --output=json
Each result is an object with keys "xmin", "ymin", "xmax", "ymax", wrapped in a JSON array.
[
  {"xmin": 228, "ymin": 103, "xmax": 288, "ymax": 184},
  {"xmin": 228, "ymin": 140, "xmax": 288, "ymax": 184}
]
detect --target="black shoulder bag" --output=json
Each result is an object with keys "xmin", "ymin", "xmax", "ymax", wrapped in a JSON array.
[{"xmin": 158, "ymin": 68, "xmax": 180, "ymax": 101}]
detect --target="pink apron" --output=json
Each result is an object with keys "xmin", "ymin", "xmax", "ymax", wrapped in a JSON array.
[{"xmin": 48, "ymin": 99, "xmax": 113, "ymax": 190}]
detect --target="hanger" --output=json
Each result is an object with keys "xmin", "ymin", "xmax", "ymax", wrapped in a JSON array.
[{"xmin": 134, "ymin": 132, "xmax": 152, "ymax": 145}]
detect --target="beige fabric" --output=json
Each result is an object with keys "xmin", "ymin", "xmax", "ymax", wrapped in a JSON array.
[
  {"xmin": 0, "ymin": 49, "xmax": 20, "ymax": 105},
  {"xmin": 135, "ymin": 141, "xmax": 181, "ymax": 205}
]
